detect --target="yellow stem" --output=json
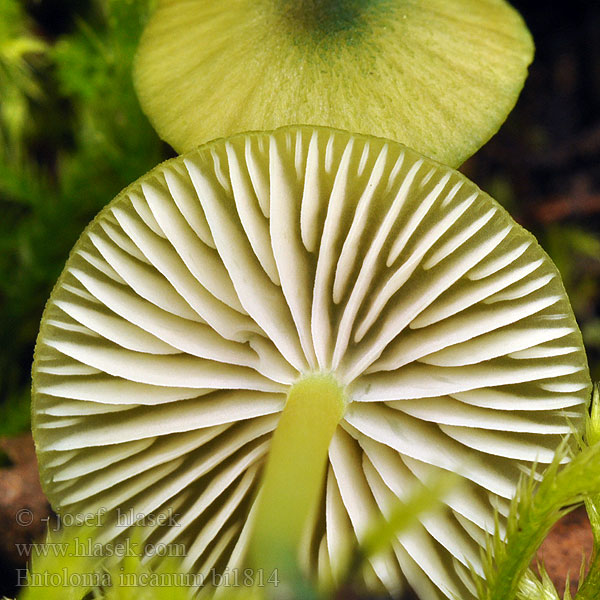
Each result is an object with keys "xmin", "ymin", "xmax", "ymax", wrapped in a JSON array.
[{"xmin": 249, "ymin": 373, "xmax": 346, "ymax": 585}]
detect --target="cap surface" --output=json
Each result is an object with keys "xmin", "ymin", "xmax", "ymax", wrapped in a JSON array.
[{"xmin": 133, "ymin": 0, "xmax": 534, "ymax": 167}]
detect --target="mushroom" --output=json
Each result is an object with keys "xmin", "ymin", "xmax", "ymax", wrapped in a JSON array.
[
  {"xmin": 32, "ymin": 126, "xmax": 590, "ymax": 598},
  {"xmin": 133, "ymin": 0, "xmax": 533, "ymax": 167}
]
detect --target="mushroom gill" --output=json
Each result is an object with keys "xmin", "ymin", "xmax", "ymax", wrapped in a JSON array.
[{"xmin": 32, "ymin": 126, "xmax": 590, "ymax": 598}]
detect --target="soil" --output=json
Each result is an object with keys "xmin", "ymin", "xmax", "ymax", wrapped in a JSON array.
[
  {"xmin": 535, "ymin": 504, "xmax": 595, "ymax": 597},
  {"xmin": 0, "ymin": 434, "xmax": 55, "ymax": 598}
]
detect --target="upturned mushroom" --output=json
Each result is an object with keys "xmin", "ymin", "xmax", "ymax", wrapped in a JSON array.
[
  {"xmin": 32, "ymin": 126, "xmax": 590, "ymax": 598},
  {"xmin": 133, "ymin": 0, "xmax": 533, "ymax": 167}
]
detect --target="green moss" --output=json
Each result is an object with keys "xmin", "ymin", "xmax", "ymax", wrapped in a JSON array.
[{"xmin": 0, "ymin": 0, "xmax": 165, "ymax": 435}]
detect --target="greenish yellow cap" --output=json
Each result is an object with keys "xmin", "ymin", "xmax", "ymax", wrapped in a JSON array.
[{"xmin": 134, "ymin": 0, "xmax": 533, "ymax": 166}]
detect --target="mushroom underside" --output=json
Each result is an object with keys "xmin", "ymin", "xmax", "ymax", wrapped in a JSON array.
[{"xmin": 32, "ymin": 126, "xmax": 590, "ymax": 598}]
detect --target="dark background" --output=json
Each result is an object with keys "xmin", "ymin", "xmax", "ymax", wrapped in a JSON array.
[{"xmin": 465, "ymin": 0, "xmax": 600, "ymax": 380}]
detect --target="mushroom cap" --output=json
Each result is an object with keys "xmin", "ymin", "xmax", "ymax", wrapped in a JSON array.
[
  {"xmin": 133, "ymin": 0, "xmax": 534, "ymax": 167},
  {"xmin": 32, "ymin": 126, "xmax": 590, "ymax": 597}
]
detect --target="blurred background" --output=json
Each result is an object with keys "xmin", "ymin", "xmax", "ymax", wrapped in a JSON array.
[
  {"xmin": 464, "ymin": 0, "xmax": 600, "ymax": 383},
  {"xmin": 0, "ymin": 0, "xmax": 598, "ymax": 597}
]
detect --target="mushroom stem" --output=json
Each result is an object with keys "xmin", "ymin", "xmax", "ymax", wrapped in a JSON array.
[{"xmin": 249, "ymin": 373, "xmax": 346, "ymax": 584}]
